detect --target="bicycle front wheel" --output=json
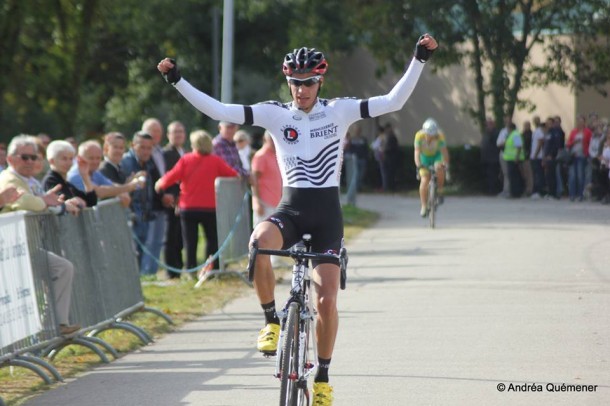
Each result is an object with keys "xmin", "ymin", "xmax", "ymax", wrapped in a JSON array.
[
  {"xmin": 279, "ymin": 302, "xmax": 300, "ymax": 406},
  {"xmin": 428, "ymin": 181, "xmax": 436, "ymax": 229}
]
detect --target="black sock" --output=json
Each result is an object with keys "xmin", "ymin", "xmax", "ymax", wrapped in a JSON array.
[
  {"xmin": 315, "ymin": 357, "xmax": 331, "ymax": 383},
  {"xmin": 261, "ymin": 301, "xmax": 280, "ymax": 325}
]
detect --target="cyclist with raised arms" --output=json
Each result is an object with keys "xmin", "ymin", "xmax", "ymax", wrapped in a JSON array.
[
  {"xmin": 414, "ymin": 118, "xmax": 450, "ymax": 217},
  {"xmin": 158, "ymin": 34, "xmax": 437, "ymax": 405}
]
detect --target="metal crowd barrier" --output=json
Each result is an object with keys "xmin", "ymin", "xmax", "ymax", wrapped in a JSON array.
[
  {"xmin": 196, "ymin": 177, "xmax": 252, "ymax": 285},
  {"xmin": 1, "ymin": 211, "xmax": 64, "ymax": 387},
  {"xmin": 0, "ymin": 199, "xmax": 172, "ymax": 398}
]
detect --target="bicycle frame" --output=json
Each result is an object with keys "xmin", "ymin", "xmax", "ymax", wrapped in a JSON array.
[{"xmin": 274, "ymin": 243, "xmax": 317, "ymax": 387}]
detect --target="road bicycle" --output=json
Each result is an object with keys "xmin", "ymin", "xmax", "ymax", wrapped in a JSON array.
[{"xmin": 247, "ymin": 234, "xmax": 348, "ymax": 406}]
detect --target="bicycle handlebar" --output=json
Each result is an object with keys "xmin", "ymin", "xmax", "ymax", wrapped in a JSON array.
[
  {"xmin": 256, "ymin": 248, "xmax": 337, "ymax": 260},
  {"xmin": 247, "ymin": 240, "xmax": 348, "ymax": 290}
]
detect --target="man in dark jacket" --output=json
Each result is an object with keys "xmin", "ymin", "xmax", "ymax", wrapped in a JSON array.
[
  {"xmin": 380, "ymin": 123, "xmax": 399, "ymax": 192},
  {"xmin": 162, "ymin": 121, "xmax": 187, "ymax": 279},
  {"xmin": 121, "ymin": 132, "xmax": 162, "ymax": 275},
  {"xmin": 99, "ymin": 132, "xmax": 128, "ymax": 184},
  {"xmin": 480, "ymin": 118, "xmax": 500, "ymax": 195}
]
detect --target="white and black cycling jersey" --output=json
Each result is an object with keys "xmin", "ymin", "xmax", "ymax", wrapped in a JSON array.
[{"xmin": 174, "ymin": 58, "xmax": 425, "ymax": 188}]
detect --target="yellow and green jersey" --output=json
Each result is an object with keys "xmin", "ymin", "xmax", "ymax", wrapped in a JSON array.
[{"xmin": 414, "ymin": 130, "xmax": 446, "ymax": 157}]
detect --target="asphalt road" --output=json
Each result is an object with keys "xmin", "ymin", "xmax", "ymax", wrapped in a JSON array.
[{"xmin": 22, "ymin": 194, "xmax": 610, "ymax": 406}]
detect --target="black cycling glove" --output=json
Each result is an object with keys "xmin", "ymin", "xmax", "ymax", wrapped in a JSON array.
[
  {"xmin": 162, "ymin": 58, "xmax": 182, "ymax": 85},
  {"xmin": 414, "ymin": 35, "xmax": 435, "ymax": 63}
]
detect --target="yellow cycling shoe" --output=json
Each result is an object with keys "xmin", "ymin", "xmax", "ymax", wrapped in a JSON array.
[
  {"xmin": 257, "ymin": 323, "xmax": 280, "ymax": 353},
  {"xmin": 313, "ymin": 382, "xmax": 333, "ymax": 405}
]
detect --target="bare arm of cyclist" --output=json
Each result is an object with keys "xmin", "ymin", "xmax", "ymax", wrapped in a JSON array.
[{"xmin": 441, "ymin": 146, "xmax": 450, "ymax": 168}]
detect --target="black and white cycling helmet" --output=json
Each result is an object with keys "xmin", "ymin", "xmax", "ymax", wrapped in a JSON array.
[
  {"xmin": 282, "ymin": 47, "xmax": 328, "ymax": 76},
  {"xmin": 422, "ymin": 118, "xmax": 439, "ymax": 136}
]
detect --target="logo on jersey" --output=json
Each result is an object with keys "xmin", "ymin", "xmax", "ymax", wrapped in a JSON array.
[
  {"xmin": 281, "ymin": 125, "xmax": 300, "ymax": 144},
  {"xmin": 311, "ymin": 123, "xmax": 339, "ymax": 139},
  {"xmin": 309, "ymin": 111, "xmax": 327, "ymax": 121}
]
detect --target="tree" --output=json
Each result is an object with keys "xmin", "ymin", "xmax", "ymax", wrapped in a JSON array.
[
  {"xmin": 3, "ymin": 1, "xmax": 609, "ymax": 142},
  {"xmin": 346, "ymin": 0, "xmax": 610, "ymax": 137},
  {"xmin": 0, "ymin": 0, "xmax": 359, "ymax": 140},
  {"xmin": 0, "ymin": 1, "xmax": 24, "ymax": 121},
  {"xmin": 1, "ymin": 0, "xmax": 108, "ymax": 139},
  {"xmin": 0, "ymin": 0, "xmax": 215, "ymax": 139}
]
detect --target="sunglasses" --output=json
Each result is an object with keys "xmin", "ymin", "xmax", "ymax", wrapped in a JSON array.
[
  {"xmin": 18, "ymin": 154, "xmax": 39, "ymax": 161},
  {"xmin": 287, "ymin": 76, "xmax": 322, "ymax": 87}
]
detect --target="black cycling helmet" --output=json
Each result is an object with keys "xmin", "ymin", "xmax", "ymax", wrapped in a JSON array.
[{"xmin": 282, "ymin": 47, "xmax": 328, "ymax": 76}]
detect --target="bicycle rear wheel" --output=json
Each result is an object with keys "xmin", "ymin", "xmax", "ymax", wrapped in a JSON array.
[
  {"xmin": 279, "ymin": 302, "xmax": 300, "ymax": 406},
  {"xmin": 428, "ymin": 181, "xmax": 436, "ymax": 229}
]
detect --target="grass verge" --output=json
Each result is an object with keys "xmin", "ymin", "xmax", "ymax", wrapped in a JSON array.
[{"xmin": 0, "ymin": 205, "xmax": 379, "ymax": 405}]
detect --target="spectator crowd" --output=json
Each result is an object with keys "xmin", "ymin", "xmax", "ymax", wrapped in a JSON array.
[
  {"xmin": 481, "ymin": 112, "xmax": 610, "ymax": 204},
  {"xmin": 0, "ymin": 117, "xmax": 271, "ymax": 333}
]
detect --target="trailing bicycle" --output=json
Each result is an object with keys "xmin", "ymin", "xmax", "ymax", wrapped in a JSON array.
[
  {"xmin": 247, "ymin": 234, "xmax": 348, "ymax": 406},
  {"xmin": 426, "ymin": 166, "xmax": 439, "ymax": 229},
  {"xmin": 419, "ymin": 164, "xmax": 448, "ymax": 228}
]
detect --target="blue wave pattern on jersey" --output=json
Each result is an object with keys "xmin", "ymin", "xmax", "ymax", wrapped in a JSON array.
[{"xmin": 285, "ymin": 139, "xmax": 340, "ymax": 186}]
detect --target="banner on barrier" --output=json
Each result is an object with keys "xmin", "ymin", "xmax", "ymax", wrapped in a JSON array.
[{"xmin": 0, "ymin": 211, "xmax": 42, "ymax": 347}]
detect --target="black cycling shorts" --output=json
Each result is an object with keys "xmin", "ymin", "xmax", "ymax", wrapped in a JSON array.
[{"xmin": 265, "ymin": 187, "xmax": 343, "ymax": 267}]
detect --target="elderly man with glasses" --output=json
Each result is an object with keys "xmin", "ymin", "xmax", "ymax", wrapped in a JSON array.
[{"xmin": 0, "ymin": 134, "xmax": 82, "ymax": 335}]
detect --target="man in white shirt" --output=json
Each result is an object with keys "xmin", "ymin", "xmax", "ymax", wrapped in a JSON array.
[{"xmin": 530, "ymin": 116, "xmax": 546, "ymax": 198}]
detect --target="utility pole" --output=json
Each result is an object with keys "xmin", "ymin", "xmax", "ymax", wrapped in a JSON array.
[
  {"xmin": 212, "ymin": 6, "xmax": 220, "ymax": 100},
  {"xmin": 221, "ymin": 0, "xmax": 234, "ymax": 103}
]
